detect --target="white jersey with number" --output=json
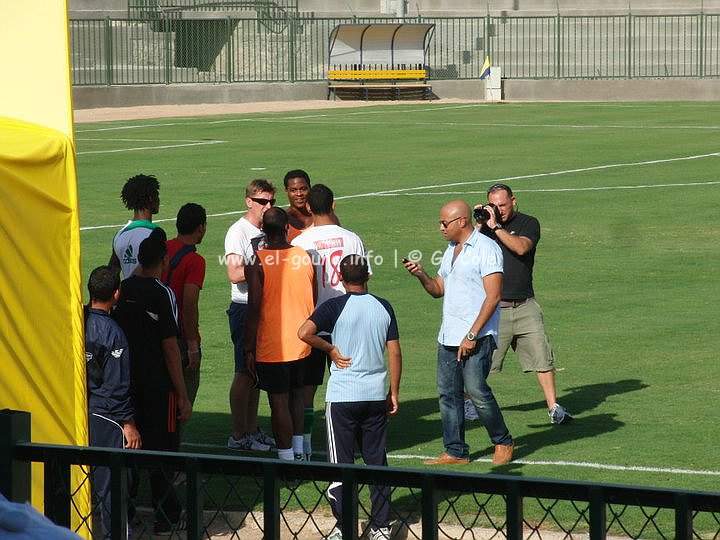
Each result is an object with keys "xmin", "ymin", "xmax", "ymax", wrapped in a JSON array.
[{"xmin": 292, "ymin": 224, "xmax": 370, "ymax": 307}]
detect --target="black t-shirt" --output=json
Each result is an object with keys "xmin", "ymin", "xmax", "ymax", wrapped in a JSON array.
[
  {"xmin": 113, "ymin": 276, "xmax": 179, "ymax": 395},
  {"xmin": 484, "ymin": 212, "xmax": 540, "ymax": 300}
]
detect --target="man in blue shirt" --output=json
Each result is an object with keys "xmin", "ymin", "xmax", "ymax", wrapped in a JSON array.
[
  {"xmin": 404, "ymin": 200, "xmax": 514, "ymax": 466},
  {"xmin": 298, "ymin": 255, "xmax": 402, "ymax": 540},
  {"xmin": 84, "ymin": 265, "xmax": 141, "ymax": 539}
]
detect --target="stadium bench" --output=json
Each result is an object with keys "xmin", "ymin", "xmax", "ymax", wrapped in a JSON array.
[{"xmin": 327, "ymin": 67, "xmax": 433, "ymax": 101}]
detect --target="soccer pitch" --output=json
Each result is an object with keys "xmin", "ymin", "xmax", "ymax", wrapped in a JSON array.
[{"xmin": 75, "ymin": 101, "xmax": 720, "ymax": 494}]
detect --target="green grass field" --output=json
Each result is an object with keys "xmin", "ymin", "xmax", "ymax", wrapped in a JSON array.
[{"xmin": 75, "ymin": 101, "xmax": 720, "ymax": 496}]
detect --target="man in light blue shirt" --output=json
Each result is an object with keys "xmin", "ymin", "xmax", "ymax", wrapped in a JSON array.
[
  {"xmin": 404, "ymin": 200, "xmax": 514, "ymax": 466},
  {"xmin": 298, "ymin": 254, "xmax": 401, "ymax": 540}
]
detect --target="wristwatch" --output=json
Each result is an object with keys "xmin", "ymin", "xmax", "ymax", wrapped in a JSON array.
[
  {"xmin": 466, "ymin": 331, "xmax": 477, "ymax": 341},
  {"xmin": 492, "ymin": 223, "xmax": 503, "ymax": 231}
]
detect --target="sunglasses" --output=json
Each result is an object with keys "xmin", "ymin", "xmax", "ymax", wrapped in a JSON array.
[
  {"xmin": 439, "ymin": 216, "xmax": 463, "ymax": 228},
  {"xmin": 486, "ymin": 183, "xmax": 512, "ymax": 194},
  {"xmin": 249, "ymin": 197, "xmax": 276, "ymax": 206}
]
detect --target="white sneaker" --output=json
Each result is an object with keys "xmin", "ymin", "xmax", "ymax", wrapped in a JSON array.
[
  {"xmin": 548, "ymin": 403, "xmax": 573, "ymax": 425},
  {"xmin": 325, "ymin": 526, "xmax": 343, "ymax": 540},
  {"xmin": 227, "ymin": 434, "xmax": 271, "ymax": 452},
  {"xmin": 464, "ymin": 398, "xmax": 479, "ymax": 421},
  {"xmin": 369, "ymin": 527, "xmax": 391, "ymax": 540}
]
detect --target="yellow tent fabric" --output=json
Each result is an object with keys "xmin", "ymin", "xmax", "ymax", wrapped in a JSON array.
[
  {"xmin": 0, "ymin": 3, "xmax": 74, "ymax": 137},
  {"xmin": 0, "ymin": 118, "xmax": 88, "ymax": 534},
  {"xmin": 0, "ymin": 0, "xmax": 89, "ymax": 536}
]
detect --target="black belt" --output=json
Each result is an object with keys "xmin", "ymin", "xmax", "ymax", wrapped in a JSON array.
[{"xmin": 499, "ymin": 298, "xmax": 531, "ymax": 308}]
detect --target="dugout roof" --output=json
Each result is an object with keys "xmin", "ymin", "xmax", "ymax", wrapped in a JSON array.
[{"xmin": 328, "ymin": 23, "xmax": 435, "ymax": 68}]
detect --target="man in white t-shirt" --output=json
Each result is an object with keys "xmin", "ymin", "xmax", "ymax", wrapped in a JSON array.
[
  {"xmin": 225, "ymin": 179, "xmax": 277, "ymax": 452},
  {"xmin": 291, "ymin": 183, "xmax": 370, "ymax": 460}
]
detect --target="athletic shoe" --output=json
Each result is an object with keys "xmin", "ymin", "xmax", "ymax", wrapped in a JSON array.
[
  {"xmin": 548, "ymin": 403, "xmax": 573, "ymax": 425},
  {"xmin": 325, "ymin": 527, "xmax": 343, "ymax": 540},
  {"xmin": 173, "ymin": 471, "xmax": 187, "ymax": 486},
  {"xmin": 464, "ymin": 398, "xmax": 479, "ymax": 421},
  {"xmin": 304, "ymin": 453, "xmax": 312, "ymax": 462},
  {"xmin": 251, "ymin": 428, "xmax": 276, "ymax": 448},
  {"xmin": 370, "ymin": 527, "xmax": 391, "ymax": 540},
  {"xmin": 294, "ymin": 453, "xmax": 305, "ymax": 461},
  {"xmin": 227, "ymin": 434, "xmax": 271, "ymax": 452},
  {"xmin": 153, "ymin": 518, "xmax": 186, "ymax": 535}
]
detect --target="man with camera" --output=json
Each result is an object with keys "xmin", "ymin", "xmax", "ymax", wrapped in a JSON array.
[{"xmin": 476, "ymin": 184, "xmax": 572, "ymax": 425}]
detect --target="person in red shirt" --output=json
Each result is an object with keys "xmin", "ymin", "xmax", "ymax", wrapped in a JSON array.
[{"xmin": 162, "ymin": 203, "xmax": 207, "ymax": 408}]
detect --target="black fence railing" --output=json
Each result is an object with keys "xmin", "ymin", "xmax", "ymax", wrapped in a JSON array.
[
  {"xmin": 69, "ymin": 13, "xmax": 720, "ymax": 86},
  {"xmin": 2, "ymin": 412, "xmax": 720, "ymax": 540}
]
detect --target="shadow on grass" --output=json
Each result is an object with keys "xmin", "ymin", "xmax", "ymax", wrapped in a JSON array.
[
  {"xmin": 482, "ymin": 413, "xmax": 625, "ymax": 468},
  {"xmin": 501, "ymin": 378, "xmax": 649, "ymax": 416}
]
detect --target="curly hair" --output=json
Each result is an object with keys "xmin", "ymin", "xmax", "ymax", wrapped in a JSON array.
[{"xmin": 120, "ymin": 174, "xmax": 160, "ymax": 211}]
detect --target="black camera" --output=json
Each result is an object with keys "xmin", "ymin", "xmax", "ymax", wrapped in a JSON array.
[{"xmin": 474, "ymin": 203, "xmax": 498, "ymax": 222}]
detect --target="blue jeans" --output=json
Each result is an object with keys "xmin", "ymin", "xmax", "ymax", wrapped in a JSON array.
[{"xmin": 437, "ymin": 337, "xmax": 513, "ymax": 459}]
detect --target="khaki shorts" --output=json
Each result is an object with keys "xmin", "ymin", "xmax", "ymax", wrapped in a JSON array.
[{"xmin": 491, "ymin": 297, "xmax": 555, "ymax": 373}]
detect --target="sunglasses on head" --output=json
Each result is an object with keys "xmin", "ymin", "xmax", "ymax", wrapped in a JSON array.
[
  {"xmin": 486, "ymin": 183, "xmax": 512, "ymax": 195},
  {"xmin": 250, "ymin": 197, "xmax": 276, "ymax": 206}
]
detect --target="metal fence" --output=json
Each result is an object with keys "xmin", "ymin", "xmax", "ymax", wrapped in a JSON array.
[
  {"xmin": 126, "ymin": 0, "xmax": 300, "ymax": 20},
  {"xmin": 69, "ymin": 13, "xmax": 720, "ymax": 86},
  {"xmin": 3, "ymin": 411, "xmax": 720, "ymax": 539}
]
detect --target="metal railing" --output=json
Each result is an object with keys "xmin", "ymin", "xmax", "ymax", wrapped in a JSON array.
[
  {"xmin": 69, "ymin": 13, "xmax": 720, "ymax": 86},
  {"xmin": 2, "ymin": 412, "xmax": 720, "ymax": 539},
  {"xmin": 127, "ymin": 0, "xmax": 299, "ymax": 19}
]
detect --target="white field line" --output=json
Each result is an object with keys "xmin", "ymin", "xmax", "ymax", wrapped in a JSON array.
[
  {"xmin": 79, "ymin": 174, "xmax": 720, "ymax": 233},
  {"xmin": 182, "ymin": 442, "xmax": 720, "ymax": 476},
  {"xmin": 340, "ymin": 151, "xmax": 720, "ymax": 200},
  {"xmin": 74, "ymin": 103, "xmax": 720, "ymax": 133},
  {"xmin": 367, "ymin": 180, "xmax": 720, "ymax": 197},
  {"xmin": 76, "ymin": 139, "xmax": 225, "ymax": 155},
  {"xmin": 78, "ymin": 137, "xmax": 211, "ymax": 142},
  {"xmin": 247, "ymin": 118, "xmax": 720, "ymax": 131}
]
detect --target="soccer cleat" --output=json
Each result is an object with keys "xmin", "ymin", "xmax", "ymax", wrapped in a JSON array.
[
  {"xmin": 325, "ymin": 527, "xmax": 343, "ymax": 540},
  {"xmin": 369, "ymin": 527, "xmax": 391, "ymax": 540},
  {"xmin": 464, "ymin": 398, "xmax": 479, "ymax": 421},
  {"xmin": 251, "ymin": 428, "xmax": 276, "ymax": 448},
  {"xmin": 227, "ymin": 434, "xmax": 271, "ymax": 452},
  {"xmin": 548, "ymin": 403, "xmax": 573, "ymax": 425}
]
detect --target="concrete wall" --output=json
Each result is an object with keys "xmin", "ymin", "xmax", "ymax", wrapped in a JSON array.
[
  {"xmin": 69, "ymin": 0, "xmax": 720, "ymax": 18},
  {"xmin": 302, "ymin": 0, "xmax": 720, "ymax": 16},
  {"xmin": 504, "ymin": 79, "xmax": 720, "ymax": 101},
  {"xmin": 73, "ymin": 82, "xmax": 328, "ymax": 109},
  {"xmin": 71, "ymin": 80, "xmax": 488, "ymax": 109},
  {"xmin": 72, "ymin": 78, "xmax": 720, "ymax": 110}
]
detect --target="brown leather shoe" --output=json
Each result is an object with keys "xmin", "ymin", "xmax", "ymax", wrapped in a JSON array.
[
  {"xmin": 423, "ymin": 452, "xmax": 470, "ymax": 465},
  {"xmin": 493, "ymin": 444, "xmax": 514, "ymax": 465}
]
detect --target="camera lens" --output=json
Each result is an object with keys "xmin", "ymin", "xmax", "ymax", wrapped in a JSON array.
[{"xmin": 474, "ymin": 206, "xmax": 490, "ymax": 221}]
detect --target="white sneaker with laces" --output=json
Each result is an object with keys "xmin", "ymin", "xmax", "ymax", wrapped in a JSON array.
[
  {"xmin": 548, "ymin": 403, "xmax": 573, "ymax": 425},
  {"xmin": 464, "ymin": 398, "xmax": 479, "ymax": 421},
  {"xmin": 369, "ymin": 527, "xmax": 391, "ymax": 540},
  {"xmin": 325, "ymin": 526, "xmax": 343, "ymax": 540},
  {"xmin": 227, "ymin": 434, "xmax": 271, "ymax": 452}
]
